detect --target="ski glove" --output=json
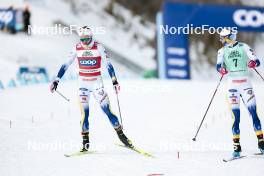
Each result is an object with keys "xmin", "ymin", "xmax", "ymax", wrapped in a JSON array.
[
  {"xmin": 113, "ymin": 80, "xmax": 120, "ymax": 94},
  {"xmin": 50, "ymin": 80, "xmax": 59, "ymax": 93},
  {"xmin": 219, "ymin": 67, "xmax": 228, "ymax": 76},
  {"xmin": 248, "ymin": 60, "xmax": 257, "ymax": 68}
]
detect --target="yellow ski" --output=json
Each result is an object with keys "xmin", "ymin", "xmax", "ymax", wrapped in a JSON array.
[
  {"xmin": 64, "ymin": 150, "xmax": 96, "ymax": 157},
  {"xmin": 116, "ymin": 143, "xmax": 154, "ymax": 158}
]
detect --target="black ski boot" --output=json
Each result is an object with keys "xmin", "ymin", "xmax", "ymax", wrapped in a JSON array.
[
  {"xmin": 233, "ymin": 139, "xmax": 241, "ymax": 157},
  {"xmin": 116, "ymin": 127, "xmax": 133, "ymax": 148},
  {"xmin": 80, "ymin": 132, "xmax": 89, "ymax": 152},
  {"xmin": 257, "ymin": 134, "xmax": 264, "ymax": 154}
]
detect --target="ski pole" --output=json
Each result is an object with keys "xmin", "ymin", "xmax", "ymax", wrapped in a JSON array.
[
  {"xmin": 55, "ymin": 90, "xmax": 70, "ymax": 102},
  {"xmin": 192, "ymin": 75, "xmax": 224, "ymax": 141},
  {"xmin": 254, "ymin": 68, "xmax": 264, "ymax": 82},
  {"xmin": 114, "ymin": 88, "xmax": 123, "ymax": 128}
]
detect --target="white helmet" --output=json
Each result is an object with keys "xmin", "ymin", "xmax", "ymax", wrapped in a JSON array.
[
  {"xmin": 219, "ymin": 28, "xmax": 237, "ymax": 44},
  {"xmin": 78, "ymin": 26, "xmax": 93, "ymax": 45}
]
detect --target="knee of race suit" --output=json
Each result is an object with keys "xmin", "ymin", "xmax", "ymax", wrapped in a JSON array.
[
  {"xmin": 248, "ymin": 105, "xmax": 262, "ymax": 132},
  {"xmin": 101, "ymin": 103, "xmax": 120, "ymax": 128},
  {"xmin": 232, "ymin": 108, "xmax": 240, "ymax": 137}
]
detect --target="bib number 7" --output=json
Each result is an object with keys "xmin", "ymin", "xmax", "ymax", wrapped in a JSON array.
[{"xmin": 233, "ymin": 59, "xmax": 238, "ymax": 67}]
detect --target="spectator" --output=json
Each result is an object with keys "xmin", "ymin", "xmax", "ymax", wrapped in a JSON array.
[{"xmin": 23, "ymin": 5, "xmax": 31, "ymax": 34}]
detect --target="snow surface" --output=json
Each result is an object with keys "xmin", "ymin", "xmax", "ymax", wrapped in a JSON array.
[{"xmin": 1, "ymin": 79, "xmax": 264, "ymax": 176}]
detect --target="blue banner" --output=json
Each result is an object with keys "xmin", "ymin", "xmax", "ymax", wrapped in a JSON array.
[
  {"xmin": 0, "ymin": 8, "xmax": 16, "ymax": 29},
  {"xmin": 159, "ymin": 1, "xmax": 264, "ymax": 79},
  {"xmin": 18, "ymin": 67, "xmax": 49, "ymax": 84}
]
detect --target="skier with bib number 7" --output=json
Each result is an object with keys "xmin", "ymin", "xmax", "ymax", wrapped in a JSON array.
[
  {"xmin": 50, "ymin": 26, "xmax": 132, "ymax": 152},
  {"xmin": 216, "ymin": 28, "xmax": 264, "ymax": 158}
]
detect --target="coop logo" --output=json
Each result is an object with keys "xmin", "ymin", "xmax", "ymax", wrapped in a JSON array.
[
  {"xmin": 0, "ymin": 10, "xmax": 13, "ymax": 24},
  {"xmin": 233, "ymin": 9, "xmax": 264, "ymax": 27},
  {"xmin": 80, "ymin": 59, "xmax": 97, "ymax": 66}
]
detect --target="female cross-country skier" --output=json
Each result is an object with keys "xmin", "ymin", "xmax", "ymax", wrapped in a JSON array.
[
  {"xmin": 50, "ymin": 26, "xmax": 132, "ymax": 152},
  {"xmin": 216, "ymin": 28, "xmax": 264, "ymax": 157}
]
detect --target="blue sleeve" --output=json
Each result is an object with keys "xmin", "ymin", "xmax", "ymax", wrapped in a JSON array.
[
  {"xmin": 57, "ymin": 64, "xmax": 67, "ymax": 79},
  {"xmin": 216, "ymin": 48, "xmax": 224, "ymax": 73},
  {"xmin": 55, "ymin": 47, "xmax": 76, "ymax": 79},
  {"xmin": 107, "ymin": 62, "xmax": 116, "ymax": 80},
  {"xmin": 256, "ymin": 59, "xmax": 260, "ymax": 67},
  {"xmin": 216, "ymin": 63, "xmax": 222, "ymax": 72}
]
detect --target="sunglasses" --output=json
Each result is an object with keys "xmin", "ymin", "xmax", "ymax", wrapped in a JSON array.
[{"xmin": 80, "ymin": 37, "xmax": 92, "ymax": 42}]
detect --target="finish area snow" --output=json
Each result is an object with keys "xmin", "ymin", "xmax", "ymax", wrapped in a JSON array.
[{"xmin": 0, "ymin": 79, "xmax": 264, "ymax": 176}]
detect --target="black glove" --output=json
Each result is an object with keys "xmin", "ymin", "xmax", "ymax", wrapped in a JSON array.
[
  {"xmin": 50, "ymin": 80, "xmax": 59, "ymax": 93},
  {"xmin": 113, "ymin": 79, "xmax": 118, "ymax": 86},
  {"xmin": 112, "ymin": 79, "xmax": 120, "ymax": 94}
]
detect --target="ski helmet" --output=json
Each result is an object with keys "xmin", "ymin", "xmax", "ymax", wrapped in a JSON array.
[
  {"xmin": 219, "ymin": 28, "xmax": 237, "ymax": 45},
  {"xmin": 78, "ymin": 26, "xmax": 93, "ymax": 45}
]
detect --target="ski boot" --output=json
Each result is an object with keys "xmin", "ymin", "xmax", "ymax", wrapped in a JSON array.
[
  {"xmin": 232, "ymin": 139, "xmax": 241, "ymax": 158},
  {"xmin": 257, "ymin": 134, "xmax": 264, "ymax": 154},
  {"xmin": 80, "ymin": 132, "xmax": 89, "ymax": 152},
  {"xmin": 115, "ymin": 127, "xmax": 133, "ymax": 148}
]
